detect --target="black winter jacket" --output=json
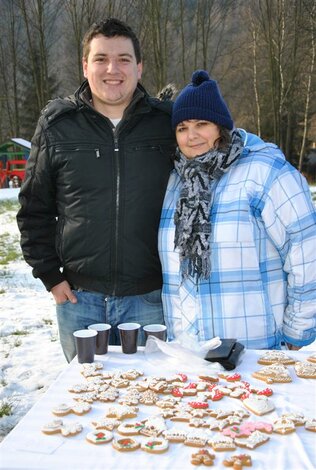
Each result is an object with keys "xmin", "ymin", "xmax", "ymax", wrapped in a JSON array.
[{"xmin": 17, "ymin": 81, "xmax": 175, "ymax": 296}]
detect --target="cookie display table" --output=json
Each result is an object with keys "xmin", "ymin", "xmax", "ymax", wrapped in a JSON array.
[{"xmin": 0, "ymin": 347, "xmax": 315, "ymax": 469}]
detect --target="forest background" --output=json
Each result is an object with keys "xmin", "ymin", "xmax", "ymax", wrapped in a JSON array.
[{"xmin": 0, "ymin": 0, "xmax": 315, "ymax": 174}]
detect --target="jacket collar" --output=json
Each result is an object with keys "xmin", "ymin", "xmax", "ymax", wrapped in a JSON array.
[{"xmin": 76, "ymin": 80, "xmax": 151, "ymax": 117}]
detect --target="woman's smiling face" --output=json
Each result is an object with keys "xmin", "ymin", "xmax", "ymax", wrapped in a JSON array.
[{"xmin": 175, "ymin": 120, "xmax": 221, "ymax": 159}]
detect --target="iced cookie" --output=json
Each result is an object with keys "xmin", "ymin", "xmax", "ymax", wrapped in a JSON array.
[
  {"xmin": 120, "ymin": 369, "xmax": 144, "ymax": 380},
  {"xmin": 42, "ymin": 419, "xmax": 82, "ymax": 437},
  {"xmin": 117, "ymin": 421, "xmax": 145, "ymax": 435},
  {"xmin": 307, "ymin": 353, "xmax": 316, "ymax": 364},
  {"xmin": 242, "ymin": 395, "xmax": 275, "ymax": 416},
  {"xmin": 106, "ymin": 405, "xmax": 138, "ymax": 419},
  {"xmin": 140, "ymin": 416, "xmax": 166, "ymax": 437},
  {"xmin": 163, "ymin": 428, "xmax": 187, "ymax": 442},
  {"xmin": 139, "ymin": 390, "xmax": 158, "ymax": 405},
  {"xmin": 189, "ymin": 418, "xmax": 209, "ymax": 428},
  {"xmin": 86, "ymin": 430, "xmax": 113, "ymax": 445},
  {"xmin": 273, "ymin": 417, "xmax": 296, "ymax": 434},
  {"xmin": 223, "ymin": 454, "xmax": 252, "ymax": 469},
  {"xmin": 252, "ymin": 364, "xmax": 292, "ymax": 384},
  {"xmin": 112, "ymin": 437, "xmax": 140, "ymax": 452},
  {"xmin": 41, "ymin": 419, "xmax": 64, "ymax": 435},
  {"xmin": 257, "ymin": 351, "xmax": 295, "ymax": 365},
  {"xmin": 281, "ymin": 412, "xmax": 305, "ymax": 426},
  {"xmin": 141, "ymin": 437, "xmax": 169, "ymax": 453},
  {"xmin": 235, "ymin": 430, "xmax": 269, "ymax": 449},
  {"xmin": 184, "ymin": 431, "xmax": 209, "ymax": 447},
  {"xmin": 304, "ymin": 418, "xmax": 316, "ymax": 432},
  {"xmin": 294, "ymin": 361, "xmax": 316, "ymax": 379},
  {"xmin": 52, "ymin": 402, "xmax": 91, "ymax": 416},
  {"xmin": 188, "ymin": 401, "xmax": 209, "ymax": 409},
  {"xmin": 218, "ymin": 372, "xmax": 241, "ymax": 382},
  {"xmin": 209, "ymin": 436, "xmax": 236, "ymax": 451},
  {"xmin": 91, "ymin": 418, "xmax": 120, "ymax": 430},
  {"xmin": 191, "ymin": 449, "xmax": 216, "ymax": 466},
  {"xmin": 98, "ymin": 389, "xmax": 119, "ymax": 402}
]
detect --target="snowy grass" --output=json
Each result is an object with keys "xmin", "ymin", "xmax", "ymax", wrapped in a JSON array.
[{"xmin": 0, "ymin": 193, "xmax": 65, "ymax": 442}]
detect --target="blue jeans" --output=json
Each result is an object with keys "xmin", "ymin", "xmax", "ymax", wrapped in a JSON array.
[{"xmin": 56, "ymin": 289, "xmax": 164, "ymax": 362}]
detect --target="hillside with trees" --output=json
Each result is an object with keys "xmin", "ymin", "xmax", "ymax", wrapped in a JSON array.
[{"xmin": 0, "ymin": 0, "xmax": 315, "ymax": 173}]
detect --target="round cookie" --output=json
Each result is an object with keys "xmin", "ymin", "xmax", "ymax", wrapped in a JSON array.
[
  {"xmin": 112, "ymin": 437, "xmax": 140, "ymax": 452},
  {"xmin": 86, "ymin": 430, "xmax": 113, "ymax": 445}
]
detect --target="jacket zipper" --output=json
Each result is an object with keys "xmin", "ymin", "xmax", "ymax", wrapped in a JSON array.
[{"xmin": 112, "ymin": 130, "xmax": 120, "ymax": 295}]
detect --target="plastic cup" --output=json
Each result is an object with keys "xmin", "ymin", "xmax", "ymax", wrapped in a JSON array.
[
  {"xmin": 73, "ymin": 329, "xmax": 97, "ymax": 363},
  {"xmin": 143, "ymin": 324, "xmax": 167, "ymax": 341},
  {"xmin": 88, "ymin": 323, "xmax": 111, "ymax": 355},
  {"xmin": 117, "ymin": 322, "xmax": 141, "ymax": 354}
]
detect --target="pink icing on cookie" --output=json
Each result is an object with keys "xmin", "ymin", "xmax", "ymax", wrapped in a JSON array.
[
  {"xmin": 171, "ymin": 387, "xmax": 183, "ymax": 397},
  {"xmin": 226, "ymin": 373, "xmax": 241, "ymax": 381},
  {"xmin": 188, "ymin": 401, "xmax": 209, "ymax": 409},
  {"xmin": 257, "ymin": 387, "xmax": 273, "ymax": 396},
  {"xmin": 177, "ymin": 373, "xmax": 188, "ymax": 382},
  {"xmin": 184, "ymin": 383, "xmax": 197, "ymax": 389}
]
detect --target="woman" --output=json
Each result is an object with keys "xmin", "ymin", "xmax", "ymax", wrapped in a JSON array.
[{"xmin": 159, "ymin": 70, "xmax": 316, "ymax": 350}]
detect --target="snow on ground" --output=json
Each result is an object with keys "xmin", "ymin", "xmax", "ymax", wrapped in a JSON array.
[{"xmin": 0, "ymin": 189, "xmax": 66, "ymax": 442}]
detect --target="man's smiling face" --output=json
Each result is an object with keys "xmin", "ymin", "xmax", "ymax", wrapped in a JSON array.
[{"xmin": 83, "ymin": 34, "xmax": 142, "ymax": 118}]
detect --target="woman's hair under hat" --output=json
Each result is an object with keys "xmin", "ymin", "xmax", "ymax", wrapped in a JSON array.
[{"xmin": 172, "ymin": 70, "xmax": 233, "ymax": 130}]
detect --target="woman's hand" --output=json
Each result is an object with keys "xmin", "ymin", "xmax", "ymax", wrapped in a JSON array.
[{"xmin": 286, "ymin": 343, "xmax": 301, "ymax": 351}]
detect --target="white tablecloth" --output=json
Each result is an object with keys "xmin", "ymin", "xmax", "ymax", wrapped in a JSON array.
[{"xmin": 0, "ymin": 347, "xmax": 315, "ymax": 469}]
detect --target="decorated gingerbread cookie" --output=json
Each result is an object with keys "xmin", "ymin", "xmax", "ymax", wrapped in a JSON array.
[
  {"xmin": 235, "ymin": 430, "xmax": 270, "ymax": 449},
  {"xmin": 184, "ymin": 431, "xmax": 209, "ymax": 447},
  {"xmin": 223, "ymin": 454, "xmax": 252, "ymax": 469},
  {"xmin": 141, "ymin": 437, "xmax": 169, "ymax": 453},
  {"xmin": 112, "ymin": 437, "xmax": 140, "ymax": 452},
  {"xmin": 91, "ymin": 418, "xmax": 120, "ymax": 431},
  {"xmin": 307, "ymin": 353, "xmax": 316, "ymax": 364},
  {"xmin": 273, "ymin": 417, "xmax": 296, "ymax": 434},
  {"xmin": 117, "ymin": 421, "xmax": 145, "ymax": 435},
  {"xmin": 106, "ymin": 405, "xmax": 138, "ymax": 419},
  {"xmin": 191, "ymin": 449, "xmax": 216, "ymax": 466},
  {"xmin": 294, "ymin": 361, "xmax": 316, "ymax": 379},
  {"xmin": 163, "ymin": 428, "xmax": 187, "ymax": 442},
  {"xmin": 86, "ymin": 430, "xmax": 113, "ymax": 445},
  {"xmin": 252, "ymin": 364, "xmax": 292, "ymax": 384},
  {"xmin": 257, "ymin": 351, "xmax": 295, "ymax": 365},
  {"xmin": 42, "ymin": 419, "xmax": 83, "ymax": 437},
  {"xmin": 52, "ymin": 402, "xmax": 91, "ymax": 416},
  {"xmin": 304, "ymin": 418, "xmax": 316, "ymax": 432},
  {"xmin": 209, "ymin": 436, "xmax": 236, "ymax": 452},
  {"xmin": 242, "ymin": 395, "xmax": 275, "ymax": 416}
]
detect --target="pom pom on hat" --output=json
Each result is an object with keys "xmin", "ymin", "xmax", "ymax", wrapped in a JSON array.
[
  {"xmin": 172, "ymin": 69, "xmax": 233, "ymax": 130},
  {"xmin": 192, "ymin": 70, "xmax": 209, "ymax": 86}
]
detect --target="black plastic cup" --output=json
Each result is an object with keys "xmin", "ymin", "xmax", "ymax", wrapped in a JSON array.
[
  {"xmin": 88, "ymin": 323, "xmax": 111, "ymax": 355},
  {"xmin": 143, "ymin": 324, "xmax": 167, "ymax": 341},
  {"xmin": 73, "ymin": 329, "xmax": 97, "ymax": 363},
  {"xmin": 117, "ymin": 322, "xmax": 141, "ymax": 354}
]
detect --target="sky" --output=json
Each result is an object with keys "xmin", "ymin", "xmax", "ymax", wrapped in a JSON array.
[{"xmin": 0, "ymin": 186, "xmax": 315, "ymax": 443}]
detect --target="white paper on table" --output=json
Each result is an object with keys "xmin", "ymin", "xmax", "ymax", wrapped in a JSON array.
[{"xmin": 143, "ymin": 333, "xmax": 224, "ymax": 373}]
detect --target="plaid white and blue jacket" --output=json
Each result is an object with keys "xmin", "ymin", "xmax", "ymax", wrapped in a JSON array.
[{"xmin": 158, "ymin": 130, "xmax": 316, "ymax": 349}]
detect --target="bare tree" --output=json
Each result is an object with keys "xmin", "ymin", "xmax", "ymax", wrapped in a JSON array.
[{"xmin": 299, "ymin": 1, "xmax": 316, "ymax": 171}]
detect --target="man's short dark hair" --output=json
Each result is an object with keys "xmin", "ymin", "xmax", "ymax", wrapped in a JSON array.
[{"xmin": 82, "ymin": 18, "xmax": 141, "ymax": 63}]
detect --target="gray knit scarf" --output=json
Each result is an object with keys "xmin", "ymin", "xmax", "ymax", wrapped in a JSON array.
[{"xmin": 174, "ymin": 130, "xmax": 244, "ymax": 281}]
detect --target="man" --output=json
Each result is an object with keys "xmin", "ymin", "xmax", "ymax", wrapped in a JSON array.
[{"xmin": 17, "ymin": 18, "xmax": 175, "ymax": 362}]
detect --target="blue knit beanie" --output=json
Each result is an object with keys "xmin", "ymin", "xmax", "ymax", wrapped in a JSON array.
[{"xmin": 172, "ymin": 70, "xmax": 233, "ymax": 130}]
